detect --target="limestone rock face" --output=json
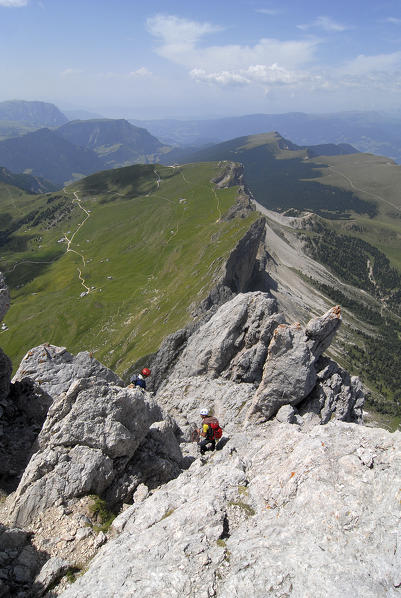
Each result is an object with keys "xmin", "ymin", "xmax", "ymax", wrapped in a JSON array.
[
  {"xmin": 59, "ymin": 422, "xmax": 401, "ymax": 598},
  {"xmin": 247, "ymin": 306, "xmax": 342, "ymax": 422},
  {"xmin": 193, "ymin": 218, "xmax": 268, "ymax": 318},
  {"xmin": 103, "ymin": 416, "xmax": 185, "ymax": 506},
  {"xmin": 1, "ymin": 344, "xmax": 124, "ymax": 493},
  {"xmin": 13, "ymin": 344, "xmax": 123, "ymax": 400},
  {"xmin": 8, "ymin": 380, "xmax": 167, "ymax": 527},
  {"xmin": 172, "ymin": 292, "xmax": 282, "ymax": 382},
  {"xmin": 154, "ymin": 374, "xmax": 256, "ymax": 439},
  {"xmin": 155, "ymin": 296, "xmax": 356, "ymax": 432}
]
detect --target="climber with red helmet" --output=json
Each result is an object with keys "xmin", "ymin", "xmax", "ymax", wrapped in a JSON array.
[{"xmin": 129, "ymin": 367, "xmax": 151, "ymax": 390}]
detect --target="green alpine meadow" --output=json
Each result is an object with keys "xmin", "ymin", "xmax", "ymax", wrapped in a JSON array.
[{"xmin": 0, "ymin": 162, "xmax": 258, "ymax": 375}]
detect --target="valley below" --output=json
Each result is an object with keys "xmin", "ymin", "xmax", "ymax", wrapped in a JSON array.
[{"xmin": 0, "ymin": 106, "xmax": 400, "ymax": 596}]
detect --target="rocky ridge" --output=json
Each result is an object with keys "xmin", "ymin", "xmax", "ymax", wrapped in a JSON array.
[{"xmin": 0, "ymin": 247, "xmax": 400, "ymax": 597}]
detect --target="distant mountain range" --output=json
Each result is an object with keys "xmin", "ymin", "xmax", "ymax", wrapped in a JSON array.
[
  {"xmin": 2, "ymin": 99, "xmax": 401, "ymax": 188},
  {"xmin": 0, "ymin": 128, "xmax": 104, "ymax": 186},
  {"xmin": 57, "ymin": 118, "xmax": 167, "ymax": 168},
  {"xmin": 0, "ymin": 116, "xmax": 169, "ymax": 186},
  {"xmin": 132, "ymin": 111, "xmax": 401, "ymax": 163},
  {"xmin": 0, "ymin": 100, "xmax": 68, "ymax": 127}
]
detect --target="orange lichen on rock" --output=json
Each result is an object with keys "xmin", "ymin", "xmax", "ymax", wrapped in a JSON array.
[{"xmin": 273, "ymin": 323, "xmax": 288, "ymax": 338}]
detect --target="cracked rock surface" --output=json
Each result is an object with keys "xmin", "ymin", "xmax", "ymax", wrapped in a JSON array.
[{"xmin": 60, "ymin": 421, "xmax": 401, "ymax": 598}]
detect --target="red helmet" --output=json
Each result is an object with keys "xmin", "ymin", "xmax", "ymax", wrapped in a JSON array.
[{"xmin": 141, "ymin": 367, "xmax": 151, "ymax": 377}]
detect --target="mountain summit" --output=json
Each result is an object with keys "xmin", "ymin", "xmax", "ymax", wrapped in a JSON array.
[
  {"xmin": 0, "ymin": 100, "xmax": 68, "ymax": 127},
  {"xmin": 56, "ymin": 119, "xmax": 167, "ymax": 167}
]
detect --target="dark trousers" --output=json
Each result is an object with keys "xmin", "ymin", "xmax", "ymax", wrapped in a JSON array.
[{"xmin": 199, "ymin": 438, "xmax": 216, "ymax": 454}]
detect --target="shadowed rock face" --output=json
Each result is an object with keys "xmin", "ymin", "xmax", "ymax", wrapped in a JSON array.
[{"xmin": 193, "ymin": 217, "xmax": 268, "ymax": 318}]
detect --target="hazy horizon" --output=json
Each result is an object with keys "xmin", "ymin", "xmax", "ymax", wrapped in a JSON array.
[{"xmin": 2, "ymin": 0, "xmax": 401, "ymax": 120}]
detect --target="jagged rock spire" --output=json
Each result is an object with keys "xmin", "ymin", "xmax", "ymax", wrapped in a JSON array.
[{"xmin": 247, "ymin": 305, "xmax": 342, "ymax": 422}]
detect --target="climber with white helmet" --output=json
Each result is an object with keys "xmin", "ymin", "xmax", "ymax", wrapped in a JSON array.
[{"xmin": 198, "ymin": 408, "xmax": 222, "ymax": 455}]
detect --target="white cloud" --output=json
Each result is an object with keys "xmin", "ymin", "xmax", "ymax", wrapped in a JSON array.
[
  {"xmin": 94, "ymin": 69, "xmax": 152, "ymax": 80},
  {"xmin": 147, "ymin": 14, "xmax": 222, "ymax": 46},
  {"xmin": 145, "ymin": 13, "xmax": 401, "ymax": 105},
  {"xmin": 146, "ymin": 13, "xmax": 324, "ymax": 98},
  {"xmin": 129, "ymin": 67, "xmax": 152, "ymax": 77},
  {"xmin": 190, "ymin": 63, "xmax": 320, "ymax": 89},
  {"xmin": 339, "ymin": 51, "xmax": 401, "ymax": 76},
  {"xmin": 297, "ymin": 16, "xmax": 348, "ymax": 32},
  {"xmin": 61, "ymin": 68, "xmax": 83, "ymax": 77},
  {"xmin": 385, "ymin": 17, "xmax": 401, "ymax": 25},
  {"xmin": 190, "ymin": 69, "xmax": 249, "ymax": 86},
  {"xmin": 256, "ymin": 8, "xmax": 280, "ymax": 16},
  {"xmin": 0, "ymin": 0, "xmax": 28, "ymax": 6},
  {"xmin": 148, "ymin": 14, "xmax": 318, "ymax": 71}
]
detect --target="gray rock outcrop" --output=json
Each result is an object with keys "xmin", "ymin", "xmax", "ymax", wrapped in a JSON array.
[
  {"xmin": 60, "ymin": 421, "xmax": 401, "ymax": 598},
  {"xmin": 172, "ymin": 292, "xmax": 282, "ymax": 382},
  {"xmin": 211, "ymin": 161, "xmax": 244, "ymax": 189},
  {"xmin": 13, "ymin": 343, "xmax": 123, "ymax": 399},
  {"xmin": 154, "ymin": 295, "xmax": 361, "ymax": 433},
  {"xmin": 0, "ymin": 271, "xmax": 379, "ymax": 597},
  {"xmin": 8, "ymin": 378, "xmax": 170, "ymax": 526},
  {"xmin": 247, "ymin": 306, "xmax": 342, "ymax": 422},
  {"xmin": 1, "ymin": 344, "xmax": 124, "ymax": 493},
  {"xmin": 297, "ymin": 356, "xmax": 365, "ymax": 425}
]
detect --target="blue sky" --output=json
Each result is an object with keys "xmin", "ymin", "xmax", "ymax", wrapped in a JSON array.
[{"xmin": 2, "ymin": 0, "xmax": 401, "ymax": 119}]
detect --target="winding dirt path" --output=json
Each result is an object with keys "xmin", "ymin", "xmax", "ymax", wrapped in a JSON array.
[
  {"xmin": 63, "ymin": 191, "xmax": 92, "ymax": 294},
  {"xmin": 211, "ymin": 185, "xmax": 222, "ymax": 222},
  {"xmin": 328, "ymin": 165, "xmax": 401, "ymax": 215},
  {"xmin": 168, "ymin": 164, "xmax": 190, "ymax": 185},
  {"xmin": 6, "ymin": 190, "xmax": 92, "ymax": 297}
]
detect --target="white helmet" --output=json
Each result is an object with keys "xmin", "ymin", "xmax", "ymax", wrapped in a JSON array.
[{"xmin": 200, "ymin": 408, "xmax": 209, "ymax": 416}]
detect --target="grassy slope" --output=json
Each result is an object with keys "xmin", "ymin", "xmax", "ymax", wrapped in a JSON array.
[
  {"xmin": 0, "ymin": 162, "xmax": 258, "ymax": 375},
  {"xmin": 309, "ymin": 153, "xmax": 401, "ymax": 269},
  {"xmin": 188, "ymin": 133, "xmax": 401, "ymax": 418}
]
